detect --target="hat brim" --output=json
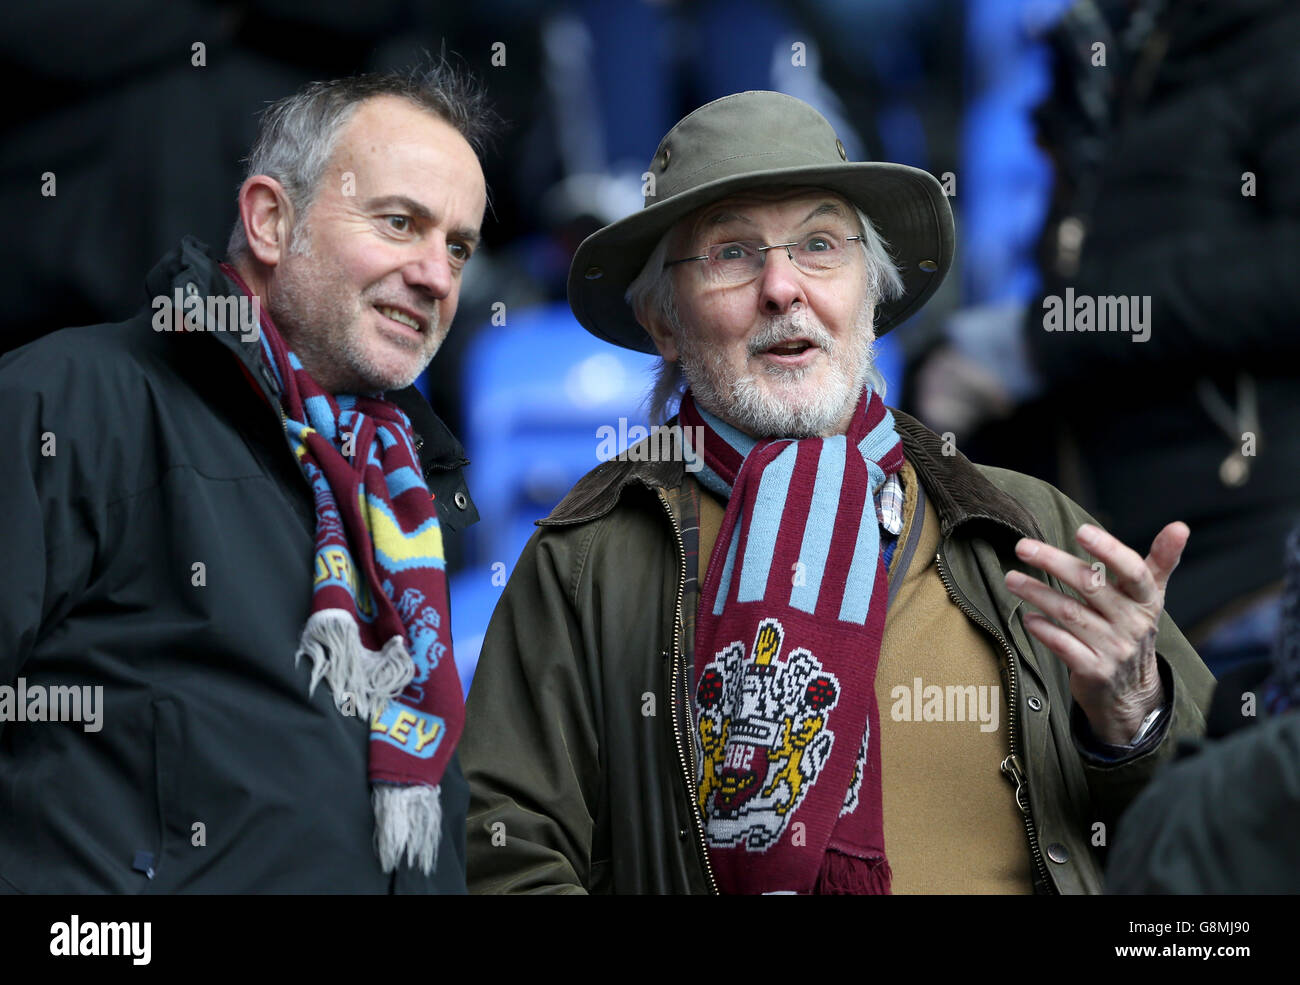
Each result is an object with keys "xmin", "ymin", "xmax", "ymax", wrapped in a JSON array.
[{"xmin": 567, "ymin": 161, "xmax": 955, "ymax": 353}]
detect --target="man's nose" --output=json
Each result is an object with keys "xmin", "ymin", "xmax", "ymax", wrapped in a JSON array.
[
  {"xmin": 402, "ymin": 237, "xmax": 455, "ymax": 299},
  {"xmin": 757, "ymin": 246, "xmax": 805, "ymax": 315}
]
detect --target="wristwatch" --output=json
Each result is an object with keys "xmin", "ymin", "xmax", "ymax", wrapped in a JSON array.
[{"xmin": 1126, "ymin": 703, "xmax": 1169, "ymax": 747}]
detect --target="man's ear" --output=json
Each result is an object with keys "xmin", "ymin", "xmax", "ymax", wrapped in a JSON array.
[
  {"xmin": 238, "ymin": 175, "xmax": 295, "ymax": 268},
  {"xmin": 637, "ymin": 297, "xmax": 680, "ymax": 363}
]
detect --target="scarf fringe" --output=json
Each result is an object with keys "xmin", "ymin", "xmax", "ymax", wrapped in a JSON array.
[
  {"xmin": 295, "ymin": 608, "xmax": 414, "ymax": 718},
  {"xmin": 373, "ymin": 783, "xmax": 442, "ymax": 875},
  {"xmin": 814, "ymin": 849, "xmax": 892, "ymax": 895}
]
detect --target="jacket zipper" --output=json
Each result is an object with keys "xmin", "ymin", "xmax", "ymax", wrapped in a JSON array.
[
  {"xmin": 657, "ymin": 489, "xmax": 719, "ymax": 895},
  {"xmin": 276, "ymin": 402, "xmax": 305, "ymax": 471},
  {"xmin": 935, "ymin": 549, "xmax": 1055, "ymax": 894}
]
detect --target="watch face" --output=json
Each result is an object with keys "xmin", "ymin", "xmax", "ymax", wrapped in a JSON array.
[{"xmin": 1131, "ymin": 706, "xmax": 1167, "ymax": 746}]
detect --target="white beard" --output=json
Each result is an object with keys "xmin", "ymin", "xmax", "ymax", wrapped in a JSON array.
[{"xmin": 676, "ymin": 295, "xmax": 879, "ymax": 439}]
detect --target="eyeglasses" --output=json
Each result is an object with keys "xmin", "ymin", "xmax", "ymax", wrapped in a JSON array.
[{"xmin": 664, "ymin": 232, "xmax": 863, "ymax": 287}]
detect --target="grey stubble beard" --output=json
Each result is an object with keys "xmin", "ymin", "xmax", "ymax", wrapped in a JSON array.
[{"xmin": 267, "ymin": 222, "xmax": 443, "ymax": 395}]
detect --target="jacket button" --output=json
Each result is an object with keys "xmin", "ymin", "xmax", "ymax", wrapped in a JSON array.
[
  {"xmin": 678, "ymin": 829, "xmax": 688, "ymax": 841},
  {"xmin": 1046, "ymin": 843, "xmax": 1070, "ymax": 864},
  {"xmin": 1027, "ymin": 696, "xmax": 1043, "ymax": 712},
  {"xmin": 454, "ymin": 491, "xmax": 468, "ymax": 510}
]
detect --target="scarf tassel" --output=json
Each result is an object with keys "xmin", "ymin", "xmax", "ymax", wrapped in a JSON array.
[
  {"xmin": 373, "ymin": 783, "xmax": 443, "ymax": 875},
  {"xmin": 295, "ymin": 608, "xmax": 414, "ymax": 717}
]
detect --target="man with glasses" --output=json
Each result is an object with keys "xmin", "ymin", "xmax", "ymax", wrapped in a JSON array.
[{"xmin": 460, "ymin": 91, "xmax": 1214, "ymax": 894}]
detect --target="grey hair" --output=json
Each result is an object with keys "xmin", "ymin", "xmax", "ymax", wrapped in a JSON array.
[
  {"xmin": 226, "ymin": 60, "xmax": 500, "ymax": 261},
  {"xmin": 629, "ymin": 205, "xmax": 905, "ymax": 424}
]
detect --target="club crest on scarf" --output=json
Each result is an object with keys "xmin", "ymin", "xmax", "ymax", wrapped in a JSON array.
[
  {"xmin": 697, "ymin": 619, "xmax": 842, "ymax": 850},
  {"xmin": 681, "ymin": 387, "xmax": 902, "ymax": 894}
]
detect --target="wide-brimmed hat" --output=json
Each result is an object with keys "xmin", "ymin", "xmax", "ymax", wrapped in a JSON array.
[{"xmin": 567, "ymin": 90, "xmax": 955, "ymax": 353}]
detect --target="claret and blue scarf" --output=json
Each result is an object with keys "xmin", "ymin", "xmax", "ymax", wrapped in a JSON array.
[
  {"xmin": 680, "ymin": 386, "xmax": 904, "ymax": 895},
  {"xmin": 226, "ymin": 266, "xmax": 463, "ymax": 875}
]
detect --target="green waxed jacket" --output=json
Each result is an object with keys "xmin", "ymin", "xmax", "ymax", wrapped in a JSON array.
[{"xmin": 461, "ymin": 410, "xmax": 1216, "ymax": 894}]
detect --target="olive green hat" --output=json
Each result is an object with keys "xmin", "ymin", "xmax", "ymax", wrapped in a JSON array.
[{"xmin": 567, "ymin": 90, "xmax": 955, "ymax": 353}]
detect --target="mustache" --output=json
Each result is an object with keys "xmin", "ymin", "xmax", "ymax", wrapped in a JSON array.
[{"xmin": 746, "ymin": 316, "xmax": 835, "ymax": 357}]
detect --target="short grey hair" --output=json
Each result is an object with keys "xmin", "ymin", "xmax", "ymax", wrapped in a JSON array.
[
  {"xmin": 628, "ymin": 204, "xmax": 905, "ymax": 424},
  {"xmin": 226, "ymin": 60, "xmax": 499, "ymax": 261}
]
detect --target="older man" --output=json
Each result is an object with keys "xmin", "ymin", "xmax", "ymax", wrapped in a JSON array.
[
  {"xmin": 462, "ymin": 91, "xmax": 1214, "ymax": 895},
  {"xmin": 0, "ymin": 67, "xmax": 493, "ymax": 892}
]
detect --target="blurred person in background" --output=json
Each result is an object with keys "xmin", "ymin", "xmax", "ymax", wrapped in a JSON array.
[{"xmin": 912, "ymin": 0, "xmax": 1300, "ymax": 677}]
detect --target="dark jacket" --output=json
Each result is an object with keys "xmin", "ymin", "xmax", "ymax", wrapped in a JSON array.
[
  {"xmin": 461, "ymin": 414, "xmax": 1216, "ymax": 894},
  {"xmin": 970, "ymin": 0, "xmax": 1300, "ymax": 640},
  {"xmin": 0, "ymin": 237, "xmax": 478, "ymax": 893},
  {"xmin": 1107, "ymin": 661, "xmax": 1300, "ymax": 893}
]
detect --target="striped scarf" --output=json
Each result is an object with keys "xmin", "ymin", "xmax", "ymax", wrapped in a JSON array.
[
  {"xmin": 681, "ymin": 386, "xmax": 904, "ymax": 895},
  {"xmin": 226, "ymin": 266, "xmax": 463, "ymax": 875}
]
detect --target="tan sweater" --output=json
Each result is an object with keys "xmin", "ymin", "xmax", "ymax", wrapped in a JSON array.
[{"xmin": 697, "ymin": 458, "xmax": 1032, "ymax": 893}]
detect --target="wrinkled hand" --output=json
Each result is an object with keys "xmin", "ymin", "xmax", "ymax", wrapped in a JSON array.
[{"xmin": 1003, "ymin": 522, "xmax": 1187, "ymax": 745}]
